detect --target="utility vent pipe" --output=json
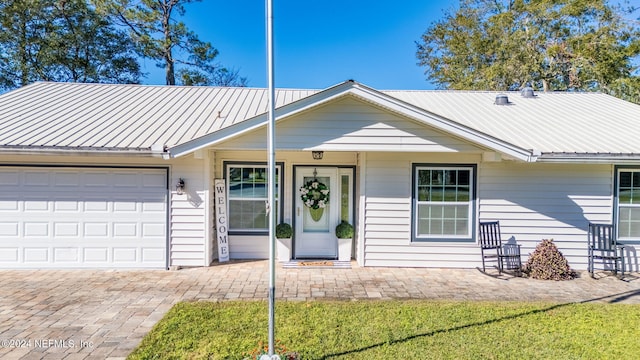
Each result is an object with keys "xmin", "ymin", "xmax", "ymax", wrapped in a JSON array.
[
  {"xmin": 495, "ymin": 94, "xmax": 510, "ymax": 105},
  {"xmin": 521, "ymin": 86, "xmax": 535, "ymax": 98}
]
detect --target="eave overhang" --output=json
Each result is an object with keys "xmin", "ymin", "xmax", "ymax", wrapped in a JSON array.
[
  {"xmin": 0, "ymin": 145, "xmax": 166, "ymax": 158},
  {"xmin": 537, "ymin": 153, "xmax": 640, "ymax": 164}
]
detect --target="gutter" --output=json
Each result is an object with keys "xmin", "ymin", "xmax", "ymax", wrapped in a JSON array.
[
  {"xmin": 0, "ymin": 144, "xmax": 168, "ymax": 158},
  {"xmin": 536, "ymin": 153, "xmax": 640, "ymax": 164}
]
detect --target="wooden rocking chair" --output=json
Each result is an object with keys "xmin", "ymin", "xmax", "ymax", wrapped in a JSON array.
[
  {"xmin": 587, "ymin": 223, "xmax": 625, "ymax": 278},
  {"xmin": 479, "ymin": 221, "xmax": 522, "ymax": 274}
]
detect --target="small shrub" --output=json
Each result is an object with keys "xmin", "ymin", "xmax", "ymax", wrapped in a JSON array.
[
  {"xmin": 275, "ymin": 223, "xmax": 292, "ymax": 239},
  {"xmin": 524, "ymin": 239, "xmax": 577, "ymax": 280},
  {"xmin": 335, "ymin": 221, "xmax": 354, "ymax": 238}
]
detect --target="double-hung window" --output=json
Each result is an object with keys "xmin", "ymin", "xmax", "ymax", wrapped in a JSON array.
[
  {"xmin": 226, "ymin": 163, "xmax": 281, "ymax": 234},
  {"xmin": 617, "ymin": 168, "xmax": 640, "ymax": 240},
  {"xmin": 413, "ymin": 164, "xmax": 476, "ymax": 241}
]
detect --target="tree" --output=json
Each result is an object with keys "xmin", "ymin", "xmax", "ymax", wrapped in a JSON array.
[
  {"xmin": 0, "ymin": 0, "xmax": 52, "ymax": 89},
  {"xmin": 94, "ymin": 0, "xmax": 247, "ymax": 86},
  {"xmin": 0, "ymin": 0, "xmax": 141, "ymax": 91},
  {"xmin": 416, "ymin": 0, "xmax": 640, "ymax": 101}
]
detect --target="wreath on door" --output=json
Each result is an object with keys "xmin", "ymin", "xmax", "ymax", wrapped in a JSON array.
[{"xmin": 299, "ymin": 179, "xmax": 329, "ymax": 221}]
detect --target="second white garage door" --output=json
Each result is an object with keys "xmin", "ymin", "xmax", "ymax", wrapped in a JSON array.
[{"xmin": 0, "ymin": 166, "xmax": 168, "ymax": 268}]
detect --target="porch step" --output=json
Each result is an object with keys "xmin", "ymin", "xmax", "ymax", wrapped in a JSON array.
[{"xmin": 282, "ymin": 260, "xmax": 352, "ymax": 269}]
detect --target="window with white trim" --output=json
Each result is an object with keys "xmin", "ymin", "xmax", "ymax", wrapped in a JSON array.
[
  {"xmin": 413, "ymin": 165, "xmax": 475, "ymax": 241},
  {"xmin": 226, "ymin": 163, "xmax": 281, "ymax": 233},
  {"xmin": 617, "ymin": 169, "xmax": 640, "ymax": 240}
]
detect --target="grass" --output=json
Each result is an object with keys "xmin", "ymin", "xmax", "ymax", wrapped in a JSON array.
[{"xmin": 128, "ymin": 300, "xmax": 640, "ymax": 360}]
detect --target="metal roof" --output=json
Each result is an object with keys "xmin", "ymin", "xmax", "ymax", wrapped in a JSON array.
[
  {"xmin": 384, "ymin": 89, "xmax": 640, "ymax": 156},
  {"xmin": 0, "ymin": 82, "xmax": 317, "ymax": 152},
  {"xmin": 1, "ymin": 81, "xmax": 640, "ymax": 160}
]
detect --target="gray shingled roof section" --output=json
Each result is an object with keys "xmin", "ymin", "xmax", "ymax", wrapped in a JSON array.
[{"xmin": 1, "ymin": 81, "xmax": 640, "ymax": 156}]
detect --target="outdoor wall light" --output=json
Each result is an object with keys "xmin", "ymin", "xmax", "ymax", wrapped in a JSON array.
[
  {"xmin": 312, "ymin": 151, "xmax": 324, "ymax": 160},
  {"xmin": 176, "ymin": 178, "xmax": 185, "ymax": 195}
]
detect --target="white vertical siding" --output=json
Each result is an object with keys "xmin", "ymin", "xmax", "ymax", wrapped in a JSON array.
[
  {"xmin": 479, "ymin": 162, "xmax": 614, "ymax": 270},
  {"xmin": 169, "ymin": 154, "xmax": 208, "ymax": 267}
]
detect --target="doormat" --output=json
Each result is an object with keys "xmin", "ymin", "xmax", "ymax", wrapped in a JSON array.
[{"xmin": 282, "ymin": 260, "xmax": 351, "ymax": 269}]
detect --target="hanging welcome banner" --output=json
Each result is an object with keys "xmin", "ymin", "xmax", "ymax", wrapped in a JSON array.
[{"xmin": 214, "ymin": 179, "xmax": 230, "ymax": 262}]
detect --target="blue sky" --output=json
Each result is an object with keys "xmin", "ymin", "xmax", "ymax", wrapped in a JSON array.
[
  {"xmin": 141, "ymin": 1, "xmax": 640, "ymax": 90},
  {"xmin": 141, "ymin": 0, "xmax": 453, "ymax": 90}
]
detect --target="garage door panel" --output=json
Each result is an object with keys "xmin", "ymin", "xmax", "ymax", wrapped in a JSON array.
[
  {"xmin": 142, "ymin": 223, "xmax": 166, "ymax": 237},
  {"xmin": 86, "ymin": 222, "xmax": 109, "ymax": 237},
  {"xmin": 0, "ymin": 248, "xmax": 18, "ymax": 261},
  {"xmin": 54, "ymin": 172, "xmax": 80, "ymax": 186},
  {"xmin": 84, "ymin": 248, "xmax": 108, "ymax": 262},
  {"xmin": 24, "ymin": 222, "xmax": 48, "ymax": 237},
  {"xmin": 85, "ymin": 199, "xmax": 109, "ymax": 212},
  {"xmin": 54, "ymin": 199, "xmax": 81, "ymax": 212},
  {"xmin": 114, "ymin": 199, "xmax": 138, "ymax": 212},
  {"xmin": 54, "ymin": 223, "xmax": 80, "ymax": 237},
  {"xmin": 24, "ymin": 248, "xmax": 48, "ymax": 262},
  {"xmin": 113, "ymin": 173, "xmax": 140, "ymax": 188},
  {"xmin": 0, "ymin": 200, "xmax": 19, "ymax": 210},
  {"xmin": 142, "ymin": 201, "xmax": 167, "ymax": 212},
  {"xmin": 54, "ymin": 248, "xmax": 79, "ymax": 262},
  {"xmin": 0, "ymin": 222, "xmax": 19, "ymax": 236},
  {"xmin": 24, "ymin": 198, "xmax": 49, "ymax": 211},
  {"xmin": 143, "ymin": 173, "xmax": 167, "ymax": 188},
  {"xmin": 0, "ymin": 167, "xmax": 168, "ymax": 268},
  {"xmin": 24, "ymin": 171, "xmax": 49, "ymax": 186},
  {"xmin": 113, "ymin": 248, "xmax": 137, "ymax": 262},
  {"xmin": 142, "ymin": 248, "xmax": 165, "ymax": 262}
]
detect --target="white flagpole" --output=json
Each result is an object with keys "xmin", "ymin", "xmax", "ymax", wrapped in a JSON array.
[{"xmin": 266, "ymin": 0, "xmax": 277, "ymax": 357}]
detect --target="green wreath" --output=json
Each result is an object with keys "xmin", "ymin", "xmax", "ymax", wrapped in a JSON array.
[{"xmin": 299, "ymin": 179, "xmax": 329, "ymax": 210}]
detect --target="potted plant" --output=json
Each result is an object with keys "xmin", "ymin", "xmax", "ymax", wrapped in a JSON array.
[
  {"xmin": 275, "ymin": 223, "xmax": 293, "ymax": 262},
  {"xmin": 335, "ymin": 221, "xmax": 354, "ymax": 261}
]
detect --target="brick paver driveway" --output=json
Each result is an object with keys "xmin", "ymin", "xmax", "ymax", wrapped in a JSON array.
[{"xmin": 1, "ymin": 261, "xmax": 639, "ymax": 359}]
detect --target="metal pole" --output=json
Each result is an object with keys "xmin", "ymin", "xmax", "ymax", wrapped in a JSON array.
[{"xmin": 266, "ymin": 0, "xmax": 276, "ymax": 356}]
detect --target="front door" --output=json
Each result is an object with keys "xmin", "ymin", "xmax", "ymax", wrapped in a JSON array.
[{"xmin": 294, "ymin": 167, "xmax": 340, "ymax": 258}]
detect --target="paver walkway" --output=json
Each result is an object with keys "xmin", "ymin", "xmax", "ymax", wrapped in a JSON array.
[{"xmin": 1, "ymin": 261, "xmax": 639, "ymax": 359}]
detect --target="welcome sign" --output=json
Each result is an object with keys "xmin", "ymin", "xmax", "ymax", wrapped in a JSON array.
[{"xmin": 214, "ymin": 179, "xmax": 230, "ymax": 262}]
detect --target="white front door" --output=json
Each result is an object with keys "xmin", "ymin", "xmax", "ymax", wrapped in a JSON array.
[{"xmin": 294, "ymin": 167, "xmax": 340, "ymax": 258}]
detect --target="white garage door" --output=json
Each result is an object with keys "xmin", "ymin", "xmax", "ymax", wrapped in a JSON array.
[{"xmin": 0, "ymin": 167, "xmax": 168, "ymax": 268}]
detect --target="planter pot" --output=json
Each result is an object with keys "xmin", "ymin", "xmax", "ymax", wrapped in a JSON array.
[
  {"xmin": 277, "ymin": 238, "xmax": 292, "ymax": 262},
  {"xmin": 338, "ymin": 238, "xmax": 352, "ymax": 261}
]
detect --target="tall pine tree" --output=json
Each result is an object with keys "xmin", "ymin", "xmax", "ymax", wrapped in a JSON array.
[
  {"xmin": 0, "ymin": 0, "xmax": 141, "ymax": 91},
  {"xmin": 94, "ymin": 0, "xmax": 246, "ymax": 86}
]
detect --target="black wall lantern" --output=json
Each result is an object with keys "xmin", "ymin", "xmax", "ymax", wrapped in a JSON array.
[{"xmin": 176, "ymin": 178, "xmax": 185, "ymax": 195}]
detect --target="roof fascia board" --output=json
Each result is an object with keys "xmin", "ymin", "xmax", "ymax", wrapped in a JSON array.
[
  {"xmin": 0, "ymin": 148, "xmax": 163, "ymax": 158},
  {"xmin": 537, "ymin": 154, "xmax": 640, "ymax": 164}
]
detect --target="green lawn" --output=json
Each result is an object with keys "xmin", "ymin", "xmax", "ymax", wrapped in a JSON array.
[{"xmin": 128, "ymin": 300, "xmax": 640, "ymax": 360}]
